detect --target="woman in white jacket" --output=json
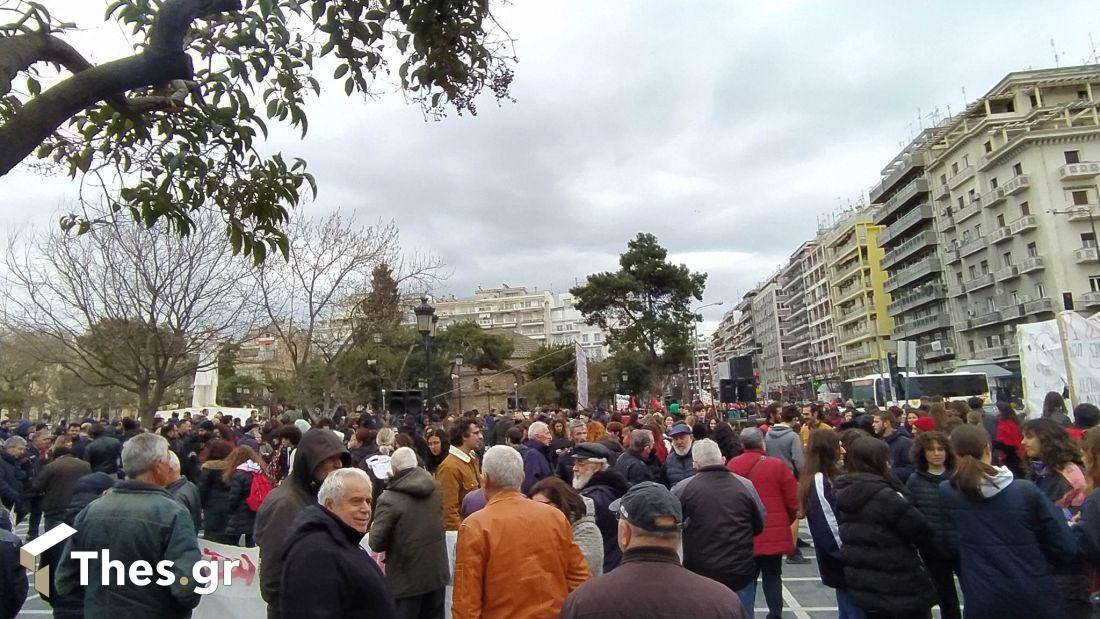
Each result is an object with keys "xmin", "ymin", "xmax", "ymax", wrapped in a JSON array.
[{"xmin": 530, "ymin": 475, "xmax": 605, "ymax": 576}]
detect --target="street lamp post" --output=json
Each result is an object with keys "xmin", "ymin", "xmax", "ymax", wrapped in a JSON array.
[
  {"xmin": 513, "ymin": 380, "xmax": 519, "ymax": 411},
  {"xmin": 620, "ymin": 371, "xmax": 628, "ymax": 409},
  {"xmin": 454, "ymin": 352, "xmax": 464, "ymax": 413},
  {"xmin": 601, "ymin": 373, "xmax": 608, "ymax": 411},
  {"xmin": 414, "ymin": 296, "xmax": 437, "ymax": 410}
]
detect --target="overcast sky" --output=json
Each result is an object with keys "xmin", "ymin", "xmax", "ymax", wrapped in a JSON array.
[{"xmin": 3, "ymin": 1, "xmax": 1100, "ymax": 335}]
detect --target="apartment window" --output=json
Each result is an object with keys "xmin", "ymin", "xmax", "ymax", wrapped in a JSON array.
[
  {"xmin": 1091, "ymin": 276, "xmax": 1100, "ymax": 293},
  {"xmin": 940, "ymin": 174, "xmax": 948, "ymax": 185},
  {"xmin": 1003, "ymin": 252, "xmax": 1013, "ymax": 267},
  {"xmin": 985, "ymin": 141, "xmax": 994, "ymax": 153},
  {"xmin": 980, "ymin": 260, "xmax": 990, "ymax": 274},
  {"xmin": 1084, "ymin": 233, "xmax": 1098, "ymax": 248},
  {"xmin": 968, "ymin": 188, "xmax": 977, "ymax": 202},
  {"xmin": 1011, "ymin": 290, "xmax": 1020, "ymax": 304},
  {"xmin": 987, "ymin": 297, "xmax": 997, "ymax": 313},
  {"xmin": 582, "ymin": 334, "xmax": 589, "ymax": 343},
  {"xmin": 952, "ymin": 162, "xmax": 959, "ymax": 175},
  {"xmin": 996, "ymin": 214, "xmax": 1006, "ymax": 227},
  {"xmin": 1073, "ymin": 190, "xmax": 1090, "ymax": 205},
  {"xmin": 962, "ymin": 230, "xmax": 971, "ymax": 243},
  {"xmin": 1020, "ymin": 201, "xmax": 1030, "ymax": 216},
  {"xmin": 1029, "ymin": 94, "xmax": 1039, "ymax": 108},
  {"xmin": 1012, "ymin": 162, "xmax": 1023, "ymax": 176},
  {"xmin": 975, "ymin": 224, "xmax": 983, "ymax": 238},
  {"xmin": 956, "ymin": 273, "xmax": 964, "ymax": 286},
  {"xmin": 968, "ymin": 265, "xmax": 978, "ymax": 279},
  {"xmin": 1027, "ymin": 242, "xmax": 1038, "ymax": 257},
  {"xmin": 957, "ymin": 196, "xmax": 965, "ymax": 209},
  {"xmin": 968, "ymin": 340, "xmax": 976, "ymax": 354},
  {"xmin": 1079, "ymin": 90, "xmax": 1091, "ymax": 101},
  {"xmin": 963, "ymin": 154, "xmax": 971, "ymax": 166},
  {"xmin": 1066, "ymin": 150, "xmax": 1082, "ymax": 164},
  {"xmin": 594, "ymin": 333, "xmax": 601, "ymax": 342},
  {"xmin": 1036, "ymin": 283, "xmax": 1046, "ymax": 298},
  {"xmin": 990, "ymin": 177, "xmax": 999, "ymax": 189}
]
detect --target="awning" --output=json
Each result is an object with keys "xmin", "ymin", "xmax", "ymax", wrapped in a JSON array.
[{"xmin": 954, "ymin": 363, "xmax": 1014, "ymax": 378}]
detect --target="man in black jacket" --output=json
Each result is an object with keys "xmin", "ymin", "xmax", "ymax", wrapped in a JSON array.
[
  {"xmin": 873, "ymin": 410, "xmax": 914, "ymax": 481},
  {"xmin": 281, "ymin": 468, "xmax": 396, "ymax": 618},
  {"xmin": 570, "ymin": 442, "xmax": 630, "ymax": 573},
  {"xmin": 83, "ymin": 423, "xmax": 122, "ymax": 476},
  {"xmin": 672, "ymin": 439, "xmax": 765, "ymax": 595},
  {"xmin": 560, "ymin": 481, "xmax": 745, "ymax": 619},
  {"xmin": 612, "ymin": 429, "xmax": 655, "ymax": 487}
]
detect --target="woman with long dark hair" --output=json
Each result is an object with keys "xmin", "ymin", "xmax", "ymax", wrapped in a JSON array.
[
  {"xmin": 993, "ymin": 401, "xmax": 1023, "ymax": 475},
  {"xmin": 1043, "ymin": 390, "xmax": 1071, "ymax": 428},
  {"xmin": 799, "ymin": 429, "xmax": 863, "ymax": 618},
  {"xmin": 833, "ymin": 437, "xmax": 935, "ymax": 618},
  {"xmin": 1023, "ymin": 418, "xmax": 1091, "ymax": 616},
  {"xmin": 222, "ymin": 445, "xmax": 267, "ymax": 547},
  {"xmin": 904, "ymin": 431, "xmax": 960, "ymax": 619},
  {"xmin": 423, "ymin": 426, "xmax": 447, "ymax": 474},
  {"xmin": 939, "ymin": 425, "xmax": 1078, "ymax": 619},
  {"xmin": 197, "ymin": 439, "xmax": 235, "ymax": 544}
]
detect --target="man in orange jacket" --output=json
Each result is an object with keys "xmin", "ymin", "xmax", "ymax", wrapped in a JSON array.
[{"xmin": 451, "ymin": 445, "xmax": 590, "ymax": 619}]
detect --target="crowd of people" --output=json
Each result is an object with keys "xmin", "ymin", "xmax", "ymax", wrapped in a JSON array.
[{"xmin": 1, "ymin": 391, "xmax": 1100, "ymax": 618}]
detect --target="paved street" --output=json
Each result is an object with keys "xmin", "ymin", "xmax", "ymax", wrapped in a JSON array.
[{"xmin": 12, "ymin": 519, "xmax": 953, "ymax": 618}]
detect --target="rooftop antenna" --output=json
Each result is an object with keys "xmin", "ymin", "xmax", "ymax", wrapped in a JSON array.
[
  {"xmin": 1086, "ymin": 33, "xmax": 1099, "ymax": 65},
  {"xmin": 1051, "ymin": 38, "xmax": 1061, "ymax": 67}
]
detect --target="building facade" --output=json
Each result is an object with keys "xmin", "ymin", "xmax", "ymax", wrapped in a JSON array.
[
  {"xmin": 781, "ymin": 241, "xmax": 816, "ymax": 397},
  {"xmin": 549, "ymin": 293, "xmax": 609, "ymax": 361},
  {"xmin": 433, "ymin": 285, "xmax": 555, "ymax": 343}
]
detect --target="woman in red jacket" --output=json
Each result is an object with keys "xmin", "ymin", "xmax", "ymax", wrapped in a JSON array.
[
  {"xmin": 728, "ymin": 426, "xmax": 799, "ymax": 618},
  {"xmin": 993, "ymin": 401, "xmax": 1023, "ymax": 476}
]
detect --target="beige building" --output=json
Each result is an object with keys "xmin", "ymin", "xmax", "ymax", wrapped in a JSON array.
[
  {"xmin": 433, "ymin": 284, "xmax": 555, "ymax": 343},
  {"xmin": 781, "ymin": 241, "xmax": 816, "ymax": 396},
  {"xmin": 805, "ymin": 235, "xmax": 840, "ymax": 384},
  {"xmin": 926, "ymin": 65, "xmax": 1100, "ymax": 368}
]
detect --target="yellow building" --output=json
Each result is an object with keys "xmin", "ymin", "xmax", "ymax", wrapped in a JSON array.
[{"xmin": 825, "ymin": 209, "xmax": 894, "ymax": 379}]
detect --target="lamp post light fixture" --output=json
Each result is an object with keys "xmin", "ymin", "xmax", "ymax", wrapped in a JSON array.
[
  {"xmin": 513, "ymin": 380, "xmax": 519, "ymax": 411},
  {"xmin": 413, "ymin": 296, "xmax": 437, "ymax": 406},
  {"xmin": 454, "ymin": 353, "xmax": 464, "ymax": 413}
]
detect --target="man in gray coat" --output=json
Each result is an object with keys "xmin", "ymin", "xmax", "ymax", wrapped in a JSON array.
[{"xmin": 369, "ymin": 447, "xmax": 449, "ymax": 619}]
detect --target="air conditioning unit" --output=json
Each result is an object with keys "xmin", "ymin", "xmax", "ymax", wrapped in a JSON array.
[
  {"xmin": 930, "ymin": 340, "xmax": 943, "ymax": 352},
  {"xmin": 943, "ymin": 347, "xmax": 955, "ymax": 355}
]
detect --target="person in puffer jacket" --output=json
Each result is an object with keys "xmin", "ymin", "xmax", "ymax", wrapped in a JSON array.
[
  {"xmin": 223, "ymin": 445, "xmax": 266, "ymax": 546},
  {"xmin": 834, "ymin": 436, "xmax": 936, "ymax": 618},
  {"xmin": 941, "ymin": 425, "xmax": 1079, "ymax": 619},
  {"xmin": 904, "ymin": 431, "xmax": 960, "ymax": 619},
  {"xmin": 530, "ymin": 476, "xmax": 605, "ymax": 577}
]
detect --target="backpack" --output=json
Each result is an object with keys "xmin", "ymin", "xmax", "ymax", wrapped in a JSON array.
[{"xmin": 246, "ymin": 471, "xmax": 274, "ymax": 511}]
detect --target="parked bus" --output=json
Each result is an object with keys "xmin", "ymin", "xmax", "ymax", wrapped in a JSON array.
[{"xmin": 841, "ymin": 372, "xmax": 991, "ymax": 408}]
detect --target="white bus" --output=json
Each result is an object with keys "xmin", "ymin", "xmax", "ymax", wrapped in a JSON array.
[{"xmin": 841, "ymin": 372, "xmax": 991, "ymax": 408}]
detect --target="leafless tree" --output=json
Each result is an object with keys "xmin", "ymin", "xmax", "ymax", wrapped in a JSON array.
[
  {"xmin": 253, "ymin": 211, "xmax": 443, "ymax": 406},
  {"xmin": 2, "ymin": 214, "xmax": 255, "ymax": 426}
]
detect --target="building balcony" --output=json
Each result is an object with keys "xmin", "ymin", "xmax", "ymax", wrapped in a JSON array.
[
  {"xmin": 983, "ymin": 187, "xmax": 1006, "ymax": 208},
  {"xmin": 884, "ymin": 257, "xmax": 942, "ymax": 292},
  {"xmin": 878, "ymin": 203, "xmax": 934, "ymax": 246},
  {"xmin": 974, "ymin": 344, "xmax": 1016, "ymax": 360},
  {"xmin": 832, "ymin": 260, "xmax": 865, "ymax": 286},
  {"xmin": 966, "ymin": 311, "xmax": 1003, "ymax": 330},
  {"xmin": 870, "ymin": 152, "xmax": 928, "ymax": 204},
  {"xmin": 887, "ymin": 284, "xmax": 946, "ymax": 316},
  {"xmin": 1024, "ymin": 298, "xmax": 1054, "ymax": 315},
  {"xmin": 933, "ymin": 182, "xmax": 951, "ymax": 202},
  {"xmin": 994, "ymin": 265, "xmax": 1020, "ymax": 282},
  {"xmin": 1059, "ymin": 161, "xmax": 1100, "ymax": 181},
  {"xmin": 1002, "ymin": 174, "xmax": 1030, "ymax": 196},
  {"xmin": 963, "ymin": 273, "xmax": 995, "ymax": 293},
  {"xmin": 877, "ymin": 177, "xmax": 930, "ymax": 222},
  {"xmin": 955, "ymin": 197, "xmax": 983, "ymax": 223},
  {"xmin": 1001, "ymin": 302, "xmax": 1026, "ymax": 320},
  {"xmin": 881, "ymin": 229, "xmax": 937, "ymax": 269},
  {"xmin": 937, "ymin": 211, "xmax": 957, "ymax": 234},
  {"xmin": 1018, "ymin": 256, "xmax": 1045, "ymax": 274},
  {"xmin": 1075, "ymin": 247, "xmax": 1099, "ymax": 264},
  {"xmin": 1009, "ymin": 215, "xmax": 1038, "ymax": 234},
  {"xmin": 944, "ymin": 245, "xmax": 961, "ymax": 264},
  {"xmin": 835, "ymin": 302, "xmax": 868, "ymax": 326},
  {"xmin": 987, "ymin": 226, "xmax": 1012, "ymax": 245},
  {"xmin": 840, "ymin": 344, "xmax": 875, "ymax": 366},
  {"xmin": 947, "ymin": 165, "xmax": 975, "ymax": 189},
  {"xmin": 1067, "ymin": 204, "xmax": 1100, "ymax": 222},
  {"xmin": 834, "ymin": 283, "xmax": 869, "ymax": 307},
  {"xmin": 918, "ymin": 340, "xmax": 956, "ymax": 360},
  {"xmin": 959, "ymin": 236, "xmax": 987, "ymax": 258},
  {"xmin": 1082, "ymin": 291, "xmax": 1100, "ymax": 306},
  {"xmin": 838, "ymin": 323, "xmax": 873, "ymax": 346},
  {"xmin": 894, "ymin": 313, "xmax": 953, "ymax": 339}
]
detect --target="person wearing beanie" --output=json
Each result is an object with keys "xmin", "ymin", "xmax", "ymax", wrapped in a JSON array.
[{"xmin": 912, "ymin": 416, "xmax": 936, "ymax": 436}]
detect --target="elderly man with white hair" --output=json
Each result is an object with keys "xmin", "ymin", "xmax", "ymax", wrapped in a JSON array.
[
  {"xmin": 55, "ymin": 433, "xmax": 202, "ymax": 618},
  {"xmin": 164, "ymin": 450, "xmax": 202, "ymax": 532},
  {"xmin": 452, "ymin": 445, "xmax": 590, "ymax": 619},
  {"xmin": 281, "ymin": 467, "xmax": 396, "ymax": 619},
  {"xmin": 520, "ymin": 420, "xmax": 553, "ymax": 494},
  {"xmin": 671, "ymin": 438, "xmax": 766, "ymax": 597},
  {"xmin": 369, "ymin": 447, "xmax": 449, "ymax": 619}
]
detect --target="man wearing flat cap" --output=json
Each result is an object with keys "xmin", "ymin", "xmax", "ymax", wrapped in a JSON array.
[
  {"xmin": 569, "ymin": 442, "xmax": 629, "ymax": 573},
  {"xmin": 560, "ymin": 482, "xmax": 747, "ymax": 619}
]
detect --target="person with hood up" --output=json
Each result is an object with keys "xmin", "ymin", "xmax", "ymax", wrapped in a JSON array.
[
  {"xmin": 940, "ymin": 425, "xmax": 1078, "ymax": 619},
  {"xmin": 571, "ymin": 441, "xmax": 630, "ymax": 573},
  {"xmin": 368, "ymin": 447, "xmax": 449, "ymax": 619},
  {"xmin": 281, "ymin": 467, "xmax": 396, "ymax": 619},
  {"xmin": 833, "ymin": 436, "xmax": 935, "ymax": 618},
  {"xmin": 662, "ymin": 423, "xmax": 695, "ymax": 487},
  {"xmin": 255, "ymin": 427, "xmax": 350, "ymax": 619}
]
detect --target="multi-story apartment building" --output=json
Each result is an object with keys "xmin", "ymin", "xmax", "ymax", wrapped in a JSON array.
[
  {"xmin": 925, "ymin": 65, "xmax": 1100, "ymax": 370},
  {"xmin": 733, "ymin": 291, "xmax": 757, "ymax": 357},
  {"xmin": 825, "ymin": 208, "xmax": 894, "ymax": 379},
  {"xmin": 751, "ymin": 275, "xmax": 787, "ymax": 395},
  {"xmin": 433, "ymin": 284, "xmax": 555, "ymax": 343},
  {"xmin": 781, "ymin": 241, "xmax": 816, "ymax": 396},
  {"xmin": 549, "ymin": 293, "xmax": 609, "ymax": 360},
  {"xmin": 872, "ymin": 130, "xmax": 957, "ymax": 372},
  {"xmin": 709, "ymin": 307, "xmax": 739, "ymax": 390},
  {"xmin": 690, "ymin": 334, "xmax": 712, "ymax": 398},
  {"xmin": 805, "ymin": 235, "xmax": 840, "ymax": 384}
]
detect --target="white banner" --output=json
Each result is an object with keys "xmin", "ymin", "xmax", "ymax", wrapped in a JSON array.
[
  {"xmin": 1059, "ymin": 311, "xmax": 1100, "ymax": 407},
  {"xmin": 192, "ymin": 539, "xmax": 265, "ymax": 619},
  {"xmin": 615, "ymin": 394, "xmax": 630, "ymax": 411},
  {"xmin": 574, "ymin": 342, "xmax": 589, "ymax": 410},
  {"xmin": 1018, "ymin": 319, "xmax": 1069, "ymax": 416}
]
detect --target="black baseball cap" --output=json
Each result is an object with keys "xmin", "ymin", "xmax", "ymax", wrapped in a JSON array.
[{"xmin": 609, "ymin": 481, "xmax": 684, "ymax": 533}]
